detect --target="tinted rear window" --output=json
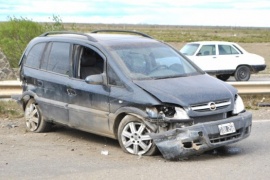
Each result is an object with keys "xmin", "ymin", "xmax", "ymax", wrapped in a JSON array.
[
  {"xmin": 46, "ymin": 42, "xmax": 71, "ymax": 75},
  {"xmin": 25, "ymin": 43, "xmax": 46, "ymax": 68}
]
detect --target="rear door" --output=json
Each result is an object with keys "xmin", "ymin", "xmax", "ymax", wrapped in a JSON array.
[
  {"xmin": 35, "ymin": 42, "xmax": 71, "ymax": 124},
  {"xmin": 217, "ymin": 44, "xmax": 243, "ymax": 70}
]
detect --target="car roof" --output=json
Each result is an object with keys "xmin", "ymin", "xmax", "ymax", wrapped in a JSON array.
[
  {"xmin": 186, "ymin": 41, "xmax": 237, "ymax": 45},
  {"xmin": 39, "ymin": 30, "xmax": 154, "ymax": 42},
  {"xmin": 87, "ymin": 33, "xmax": 150, "ymax": 42},
  {"xmin": 34, "ymin": 31, "xmax": 159, "ymax": 47}
]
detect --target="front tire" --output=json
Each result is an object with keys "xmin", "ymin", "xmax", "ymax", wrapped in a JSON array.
[
  {"xmin": 117, "ymin": 115, "xmax": 157, "ymax": 156},
  {"xmin": 216, "ymin": 74, "xmax": 230, "ymax": 81},
  {"xmin": 24, "ymin": 99, "xmax": 51, "ymax": 132},
  {"xmin": 234, "ymin": 66, "xmax": 251, "ymax": 81}
]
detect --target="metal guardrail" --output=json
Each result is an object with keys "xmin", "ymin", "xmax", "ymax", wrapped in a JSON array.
[
  {"xmin": 0, "ymin": 81, "xmax": 22, "ymax": 98},
  {"xmin": 0, "ymin": 81, "xmax": 269, "ymax": 98},
  {"xmin": 227, "ymin": 82, "xmax": 270, "ymax": 94}
]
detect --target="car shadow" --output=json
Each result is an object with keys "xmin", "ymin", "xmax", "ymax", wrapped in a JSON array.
[
  {"xmin": 49, "ymin": 124, "xmax": 120, "ymax": 148},
  {"xmin": 46, "ymin": 124, "xmax": 253, "ymax": 161}
]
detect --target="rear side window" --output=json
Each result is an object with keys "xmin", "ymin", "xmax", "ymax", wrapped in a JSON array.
[
  {"xmin": 47, "ymin": 42, "xmax": 71, "ymax": 75},
  {"xmin": 25, "ymin": 43, "xmax": 46, "ymax": 68},
  {"xmin": 218, "ymin": 45, "xmax": 239, "ymax": 55}
]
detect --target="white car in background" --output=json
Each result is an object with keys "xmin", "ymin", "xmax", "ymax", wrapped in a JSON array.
[{"xmin": 180, "ymin": 41, "xmax": 266, "ymax": 81}]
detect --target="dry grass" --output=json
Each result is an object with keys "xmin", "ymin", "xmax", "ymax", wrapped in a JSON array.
[
  {"xmin": 0, "ymin": 100, "xmax": 23, "ymax": 118},
  {"xmin": 63, "ymin": 23, "xmax": 270, "ymax": 43},
  {"xmin": 241, "ymin": 94, "xmax": 270, "ymax": 110}
]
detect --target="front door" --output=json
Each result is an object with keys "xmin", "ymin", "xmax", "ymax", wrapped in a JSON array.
[
  {"xmin": 67, "ymin": 45, "xmax": 110, "ymax": 135},
  {"xmin": 191, "ymin": 44, "xmax": 218, "ymax": 71}
]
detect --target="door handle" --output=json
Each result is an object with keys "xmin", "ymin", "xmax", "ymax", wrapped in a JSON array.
[
  {"xmin": 67, "ymin": 88, "xmax": 76, "ymax": 96},
  {"xmin": 37, "ymin": 80, "xmax": 43, "ymax": 86}
]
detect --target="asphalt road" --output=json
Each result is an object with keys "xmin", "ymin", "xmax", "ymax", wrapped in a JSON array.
[
  {"xmin": 0, "ymin": 117, "xmax": 270, "ymax": 180},
  {"xmin": 227, "ymin": 74, "xmax": 270, "ymax": 82}
]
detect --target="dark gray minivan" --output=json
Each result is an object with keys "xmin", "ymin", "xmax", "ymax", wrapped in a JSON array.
[{"xmin": 17, "ymin": 30, "xmax": 252, "ymax": 160}]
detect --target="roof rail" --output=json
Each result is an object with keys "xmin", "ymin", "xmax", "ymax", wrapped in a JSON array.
[
  {"xmin": 91, "ymin": 30, "xmax": 153, "ymax": 39},
  {"xmin": 40, "ymin": 31, "xmax": 97, "ymax": 42}
]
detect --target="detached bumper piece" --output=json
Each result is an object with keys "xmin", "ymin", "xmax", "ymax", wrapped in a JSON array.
[{"xmin": 149, "ymin": 111, "xmax": 252, "ymax": 160}]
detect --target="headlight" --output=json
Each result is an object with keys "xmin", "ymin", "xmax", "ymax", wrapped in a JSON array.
[
  {"xmin": 174, "ymin": 107, "xmax": 190, "ymax": 119},
  {"xmin": 233, "ymin": 95, "xmax": 245, "ymax": 114},
  {"xmin": 146, "ymin": 106, "xmax": 190, "ymax": 119}
]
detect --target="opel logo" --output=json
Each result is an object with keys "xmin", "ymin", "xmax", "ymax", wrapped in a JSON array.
[{"xmin": 209, "ymin": 102, "xmax": 216, "ymax": 111}]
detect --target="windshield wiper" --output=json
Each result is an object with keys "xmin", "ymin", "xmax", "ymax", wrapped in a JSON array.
[{"xmin": 153, "ymin": 74, "xmax": 187, "ymax": 79}]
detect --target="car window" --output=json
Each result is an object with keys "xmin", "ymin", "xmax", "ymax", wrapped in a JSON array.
[
  {"xmin": 232, "ymin": 45, "xmax": 243, "ymax": 54},
  {"xmin": 180, "ymin": 43, "xmax": 199, "ymax": 55},
  {"xmin": 46, "ymin": 42, "xmax": 71, "ymax": 75},
  {"xmin": 197, "ymin": 45, "xmax": 216, "ymax": 56},
  {"xmin": 110, "ymin": 42, "xmax": 201, "ymax": 80},
  {"xmin": 107, "ymin": 64, "xmax": 123, "ymax": 86},
  {"xmin": 218, "ymin": 45, "xmax": 239, "ymax": 55},
  {"xmin": 76, "ymin": 46, "xmax": 104, "ymax": 79},
  {"xmin": 25, "ymin": 43, "xmax": 46, "ymax": 68}
]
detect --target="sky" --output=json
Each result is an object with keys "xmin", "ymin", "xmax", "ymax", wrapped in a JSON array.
[{"xmin": 0, "ymin": 0, "xmax": 270, "ymax": 27}]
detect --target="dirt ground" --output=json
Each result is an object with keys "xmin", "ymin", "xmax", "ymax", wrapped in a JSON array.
[
  {"xmin": 0, "ymin": 107, "xmax": 269, "ymax": 156},
  {"xmin": 0, "ymin": 107, "xmax": 269, "ymax": 179}
]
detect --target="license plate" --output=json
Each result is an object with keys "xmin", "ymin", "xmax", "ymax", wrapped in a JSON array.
[{"xmin": 218, "ymin": 122, "xmax": 236, "ymax": 135}]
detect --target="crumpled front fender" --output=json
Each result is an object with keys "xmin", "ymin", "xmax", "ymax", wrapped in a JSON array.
[
  {"xmin": 149, "ymin": 111, "xmax": 252, "ymax": 160},
  {"xmin": 150, "ymin": 129, "xmax": 209, "ymax": 160}
]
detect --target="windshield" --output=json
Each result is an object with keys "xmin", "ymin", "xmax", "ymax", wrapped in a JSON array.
[
  {"xmin": 180, "ymin": 43, "xmax": 199, "ymax": 56},
  {"xmin": 109, "ymin": 41, "xmax": 201, "ymax": 80}
]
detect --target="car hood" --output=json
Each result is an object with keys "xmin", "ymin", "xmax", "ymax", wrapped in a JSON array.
[{"xmin": 134, "ymin": 74, "xmax": 237, "ymax": 107}]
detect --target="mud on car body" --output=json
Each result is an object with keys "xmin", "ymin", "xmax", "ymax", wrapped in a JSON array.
[{"xmin": 16, "ymin": 30, "xmax": 252, "ymax": 160}]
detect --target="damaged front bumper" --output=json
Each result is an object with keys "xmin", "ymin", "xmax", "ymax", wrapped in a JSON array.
[{"xmin": 149, "ymin": 111, "xmax": 252, "ymax": 160}]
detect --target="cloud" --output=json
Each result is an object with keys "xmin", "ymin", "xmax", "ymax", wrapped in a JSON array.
[{"xmin": 0, "ymin": 0, "xmax": 270, "ymax": 27}]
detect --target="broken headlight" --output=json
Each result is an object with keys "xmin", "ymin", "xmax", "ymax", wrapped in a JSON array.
[
  {"xmin": 146, "ymin": 106, "xmax": 189, "ymax": 119},
  {"xmin": 146, "ymin": 107, "xmax": 159, "ymax": 118},
  {"xmin": 233, "ymin": 94, "xmax": 245, "ymax": 114}
]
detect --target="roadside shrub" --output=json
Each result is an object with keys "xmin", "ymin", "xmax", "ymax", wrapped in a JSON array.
[
  {"xmin": 0, "ymin": 15, "xmax": 66, "ymax": 68},
  {"xmin": 0, "ymin": 17, "xmax": 44, "ymax": 68},
  {"xmin": 43, "ymin": 15, "xmax": 65, "ymax": 31}
]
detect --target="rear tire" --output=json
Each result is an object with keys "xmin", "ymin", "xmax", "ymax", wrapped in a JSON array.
[
  {"xmin": 216, "ymin": 74, "xmax": 230, "ymax": 81},
  {"xmin": 117, "ymin": 115, "xmax": 157, "ymax": 156},
  {"xmin": 234, "ymin": 66, "xmax": 250, "ymax": 81},
  {"xmin": 24, "ymin": 99, "xmax": 51, "ymax": 132}
]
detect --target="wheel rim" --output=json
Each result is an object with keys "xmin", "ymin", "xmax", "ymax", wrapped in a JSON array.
[
  {"xmin": 25, "ymin": 103, "xmax": 40, "ymax": 131},
  {"xmin": 121, "ymin": 122, "xmax": 153, "ymax": 155},
  {"xmin": 237, "ymin": 67, "xmax": 248, "ymax": 80}
]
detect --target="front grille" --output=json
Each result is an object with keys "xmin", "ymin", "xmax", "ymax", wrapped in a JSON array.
[
  {"xmin": 209, "ymin": 129, "xmax": 242, "ymax": 143},
  {"xmin": 193, "ymin": 113, "xmax": 226, "ymax": 123},
  {"xmin": 190, "ymin": 99, "xmax": 231, "ymax": 112}
]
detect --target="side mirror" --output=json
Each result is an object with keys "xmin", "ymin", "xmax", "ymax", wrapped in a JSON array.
[{"xmin": 85, "ymin": 74, "xmax": 103, "ymax": 85}]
